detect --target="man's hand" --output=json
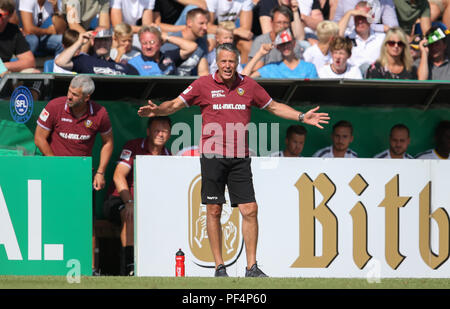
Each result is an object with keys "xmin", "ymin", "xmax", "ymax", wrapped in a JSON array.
[
  {"xmin": 419, "ymin": 38, "xmax": 429, "ymax": 55},
  {"xmin": 138, "ymin": 100, "xmax": 159, "ymax": 117},
  {"xmin": 257, "ymin": 43, "xmax": 273, "ymax": 57},
  {"xmin": 93, "ymin": 172, "xmax": 105, "ymax": 191},
  {"xmin": 303, "ymin": 106, "xmax": 330, "ymax": 129}
]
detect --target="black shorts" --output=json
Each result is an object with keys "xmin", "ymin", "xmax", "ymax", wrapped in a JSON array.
[
  {"xmin": 200, "ymin": 155, "xmax": 256, "ymax": 207},
  {"xmin": 103, "ymin": 195, "xmax": 125, "ymax": 226}
]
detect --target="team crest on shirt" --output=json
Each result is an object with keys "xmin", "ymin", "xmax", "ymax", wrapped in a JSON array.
[
  {"xmin": 120, "ymin": 149, "xmax": 132, "ymax": 161},
  {"xmin": 237, "ymin": 88, "xmax": 245, "ymax": 96},
  {"xmin": 39, "ymin": 108, "xmax": 49, "ymax": 122},
  {"xmin": 85, "ymin": 120, "xmax": 93, "ymax": 128}
]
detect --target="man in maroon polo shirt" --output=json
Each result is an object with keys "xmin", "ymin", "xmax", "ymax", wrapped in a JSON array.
[
  {"xmin": 104, "ymin": 116, "xmax": 171, "ymax": 276},
  {"xmin": 138, "ymin": 43, "xmax": 330, "ymax": 277},
  {"xmin": 34, "ymin": 74, "xmax": 114, "ymax": 275}
]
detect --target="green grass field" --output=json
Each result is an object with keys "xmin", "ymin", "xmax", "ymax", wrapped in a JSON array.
[{"xmin": 1, "ymin": 276, "xmax": 450, "ymax": 289}]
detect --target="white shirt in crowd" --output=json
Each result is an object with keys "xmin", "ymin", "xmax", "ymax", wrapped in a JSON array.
[
  {"xmin": 373, "ymin": 149, "xmax": 414, "ymax": 159},
  {"xmin": 297, "ymin": 0, "xmax": 317, "ymax": 35},
  {"xmin": 19, "ymin": 0, "xmax": 62, "ymax": 25},
  {"xmin": 313, "ymin": 145, "xmax": 358, "ymax": 158},
  {"xmin": 110, "ymin": 0, "xmax": 155, "ymax": 26},
  {"xmin": 318, "ymin": 63, "xmax": 363, "ymax": 79},
  {"xmin": 206, "ymin": 0, "xmax": 253, "ymax": 22},
  {"xmin": 415, "ymin": 149, "xmax": 450, "ymax": 160},
  {"xmin": 303, "ymin": 44, "xmax": 332, "ymax": 72},
  {"xmin": 347, "ymin": 30, "xmax": 385, "ymax": 69}
]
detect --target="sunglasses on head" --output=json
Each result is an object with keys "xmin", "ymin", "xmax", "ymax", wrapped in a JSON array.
[
  {"xmin": 37, "ymin": 12, "xmax": 43, "ymax": 27},
  {"xmin": 386, "ymin": 40, "xmax": 405, "ymax": 47}
]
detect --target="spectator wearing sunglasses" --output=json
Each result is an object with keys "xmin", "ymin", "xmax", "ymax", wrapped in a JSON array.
[
  {"xmin": 0, "ymin": 0, "xmax": 35, "ymax": 73},
  {"xmin": 366, "ymin": 26, "xmax": 418, "ymax": 79},
  {"xmin": 19, "ymin": 0, "xmax": 67, "ymax": 57}
]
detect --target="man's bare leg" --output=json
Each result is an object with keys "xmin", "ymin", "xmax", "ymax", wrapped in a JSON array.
[{"xmin": 206, "ymin": 203, "xmax": 224, "ymax": 267}]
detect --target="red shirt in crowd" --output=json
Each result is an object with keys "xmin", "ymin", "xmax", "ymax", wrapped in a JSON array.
[
  {"xmin": 36, "ymin": 96, "xmax": 112, "ymax": 156},
  {"xmin": 111, "ymin": 138, "xmax": 171, "ymax": 198},
  {"xmin": 179, "ymin": 72, "xmax": 272, "ymax": 157}
]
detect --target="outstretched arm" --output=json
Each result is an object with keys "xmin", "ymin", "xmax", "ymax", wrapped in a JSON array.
[
  {"xmin": 138, "ymin": 97, "xmax": 186, "ymax": 118},
  {"xmin": 265, "ymin": 101, "xmax": 330, "ymax": 129}
]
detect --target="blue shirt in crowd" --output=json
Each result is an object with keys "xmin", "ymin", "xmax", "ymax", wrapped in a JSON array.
[{"xmin": 258, "ymin": 60, "xmax": 318, "ymax": 79}]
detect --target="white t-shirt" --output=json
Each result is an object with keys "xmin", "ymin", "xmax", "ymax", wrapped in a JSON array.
[
  {"xmin": 348, "ymin": 30, "xmax": 385, "ymax": 68},
  {"xmin": 374, "ymin": 149, "xmax": 414, "ymax": 159},
  {"xmin": 318, "ymin": 63, "xmax": 363, "ymax": 79},
  {"xmin": 415, "ymin": 149, "xmax": 450, "ymax": 160},
  {"xmin": 303, "ymin": 44, "xmax": 332, "ymax": 71},
  {"xmin": 297, "ymin": 0, "xmax": 316, "ymax": 34},
  {"xmin": 19, "ymin": 0, "xmax": 62, "ymax": 25},
  {"xmin": 206, "ymin": 0, "xmax": 253, "ymax": 22},
  {"xmin": 313, "ymin": 145, "xmax": 358, "ymax": 158},
  {"xmin": 110, "ymin": 0, "xmax": 155, "ymax": 26}
]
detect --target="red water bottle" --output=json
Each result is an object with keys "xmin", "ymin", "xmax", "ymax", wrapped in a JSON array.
[{"xmin": 175, "ymin": 249, "xmax": 185, "ymax": 277}]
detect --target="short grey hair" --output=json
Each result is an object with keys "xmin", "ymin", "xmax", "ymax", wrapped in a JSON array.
[
  {"xmin": 70, "ymin": 75, "xmax": 95, "ymax": 96},
  {"xmin": 215, "ymin": 43, "xmax": 240, "ymax": 63}
]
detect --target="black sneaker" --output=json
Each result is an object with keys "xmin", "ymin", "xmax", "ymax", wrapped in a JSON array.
[
  {"xmin": 245, "ymin": 263, "xmax": 268, "ymax": 277},
  {"xmin": 126, "ymin": 263, "xmax": 134, "ymax": 276},
  {"xmin": 214, "ymin": 264, "xmax": 229, "ymax": 277}
]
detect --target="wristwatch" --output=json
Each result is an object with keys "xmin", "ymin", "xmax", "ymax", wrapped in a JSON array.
[{"xmin": 298, "ymin": 112, "xmax": 305, "ymax": 123}]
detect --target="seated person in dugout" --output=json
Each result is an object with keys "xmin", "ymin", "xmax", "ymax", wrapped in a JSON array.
[
  {"xmin": 313, "ymin": 120, "xmax": 358, "ymax": 158},
  {"xmin": 128, "ymin": 25, "xmax": 198, "ymax": 76},
  {"xmin": 416, "ymin": 120, "xmax": 450, "ymax": 159},
  {"xmin": 374, "ymin": 123, "xmax": 414, "ymax": 159},
  {"xmin": 55, "ymin": 28, "xmax": 139, "ymax": 75},
  {"xmin": 103, "ymin": 116, "xmax": 172, "ymax": 276},
  {"xmin": 270, "ymin": 124, "xmax": 307, "ymax": 157}
]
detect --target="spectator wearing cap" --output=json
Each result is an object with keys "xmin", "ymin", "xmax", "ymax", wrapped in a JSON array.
[
  {"xmin": 0, "ymin": 0, "xmax": 36, "ymax": 73},
  {"xmin": 243, "ymin": 28, "xmax": 318, "ymax": 78},
  {"xmin": 418, "ymin": 26, "xmax": 450, "ymax": 80},
  {"xmin": 338, "ymin": 1, "xmax": 386, "ymax": 74},
  {"xmin": 247, "ymin": 5, "xmax": 304, "ymax": 75},
  {"xmin": 18, "ymin": 0, "xmax": 66, "ymax": 57},
  {"xmin": 55, "ymin": 29, "xmax": 139, "ymax": 75}
]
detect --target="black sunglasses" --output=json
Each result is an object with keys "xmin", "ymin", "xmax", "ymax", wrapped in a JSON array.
[
  {"xmin": 37, "ymin": 12, "xmax": 43, "ymax": 27},
  {"xmin": 386, "ymin": 40, "xmax": 405, "ymax": 47}
]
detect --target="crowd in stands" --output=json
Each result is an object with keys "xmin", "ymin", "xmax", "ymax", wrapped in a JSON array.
[{"xmin": 1, "ymin": 0, "xmax": 450, "ymax": 81}]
